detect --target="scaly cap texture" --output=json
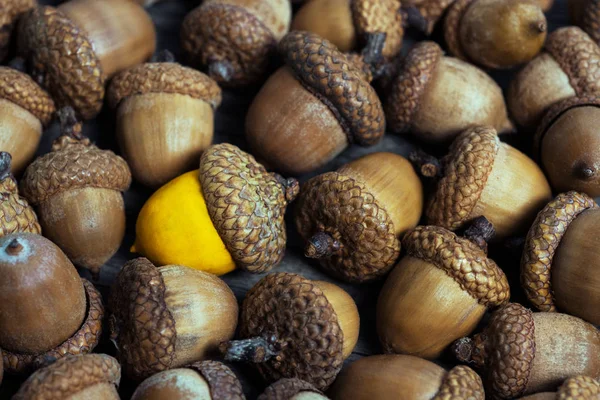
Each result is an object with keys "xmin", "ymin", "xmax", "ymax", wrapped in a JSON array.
[
  {"xmin": 188, "ymin": 360, "xmax": 246, "ymax": 400},
  {"xmin": 443, "ymin": 0, "xmax": 473, "ymax": 61},
  {"xmin": 433, "ymin": 365, "xmax": 485, "ymax": 400},
  {"xmin": 258, "ymin": 378, "xmax": 323, "ymax": 400},
  {"xmin": 0, "ymin": 66, "xmax": 55, "ymax": 125},
  {"xmin": 351, "ymin": 0, "xmax": 404, "ymax": 59},
  {"xmin": 557, "ymin": 376, "xmax": 600, "ymax": 399},
  {"xmin": 580, "ymin": 0, "xmax": 600, "ymax": 45},
  {"xmin": 0, "ymin": 0, "xmax": 35, "ymax": 62}
]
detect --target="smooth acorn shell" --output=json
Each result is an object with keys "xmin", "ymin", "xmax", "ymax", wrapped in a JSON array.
[
  {"xmin": 0, "ymin": 100, "xmax": 42, "ymax": 174},
  {"xmin": 292, "ymin": 0, "xmax": 355, "ymax": 52}
]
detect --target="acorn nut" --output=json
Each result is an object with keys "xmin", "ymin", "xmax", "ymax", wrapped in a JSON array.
[
  {"xmin": 246, "ymin": 31, "xmax": 385, "ymax": 175},
  {"xmin": 518, "ymin": 376, "xmax": 600, "ymax": 400},
  {"xmin": 0, "ymin": 233, "xmax": 104, "ymax": 375},
  {"xmin": 295, "ymin": 152, "xmax": 423, "ymax": 282},
  {"xmin": 0, "ymin": 0, "xmax": 35, "ymax": 62},
  {"xmin": 259, "ymin": 379, "xmax": 328, "ymax": 400}
]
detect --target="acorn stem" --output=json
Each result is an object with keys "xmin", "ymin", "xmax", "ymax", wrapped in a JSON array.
[
  {"xmin": 362, "ymin": 32, "xmax": 386, "ymax": 66},
  {"xmin": 452, "ymin": 336, "xmax": 486, "ymax": 368},
  {"xmin": 57, "ymin": 107, "xmax": 84, "ymax": 140},
  {"xmin": 274, "ymin": 174, "xmax": 300, "ymax": 203},
  {"xmin": 208, "ymin": 61, "xmax": 235, "ymax": 83},
  {"xmin": 463, "ymin": 216, "xmax": 495, "ymax": 252},
  {"xmin": 5, "ymin": 238, "xmax": 23, "ymax": 256},
  {"xmin": 305, "ymin": 232, "xmax": 341, "ymax": 259},
  {"xmin": 151, "ymin": 49, "xmax": 176, "ymax": 63},
  {"xmin": 401, "ymin": 6, "xmax": 429, "ymax": 33},
  {"xmin": 0, "ymin": 152, "xmax": 12, "ymax": 181},
  {"xmin": 219, "ymin": 336, "xmax": 280, "ymax": 363},
  {"xmin": 409, "ymin": 150, "xmax": 441, "ymax": 178}
]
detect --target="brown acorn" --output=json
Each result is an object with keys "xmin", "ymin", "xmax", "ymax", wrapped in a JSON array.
[
  {"xmin": 426, "ymin": 126, "xmax": 552, "ymax": 240},
  {"xmin": 109, "ymin": 258, "xmax": 239, "ymax": 380},
  {"xmin": 329, "ymin": 354, "xmax": 485, "ymax": 400},
  {"xmin": 518, "ymin": 376, "xmax": 600, "ymax": 400},
  {"xmin": 508, "ymin": 27, "xmax": 600, "ymax": 129},
  {"xmin": 180, "ymin": 0, "xmax": 291, "ymax": 87},
  {"xmin": 0, "ymin": 0, "xmax": 35, "ymax": 62},
  {"xmin": 258, "ymin": 379, "xmax": 327, "ymax": 400},
  {"xmin": 385, "ymin": 42, "xmax": 513, "ymax": 144},
  {"xmin": 570, "ymin": 0, "xmax": 600, "ymax": 45},
  {"xmin": 18, "ymin": 0, "xmax": 156, "ymax": 119},
  {"xmin": 0, "ymin": 66, "xmax": 55, "ymax": 174},
  {"xmin": 295, "ymin": 152, "xmax": 423, "ymax": 282},
  {"xmin": 0, "ymin": 233, "xmax": 104, "ymax": 375},
  {"xmin": 131, "ymin": 360, "xmax": 245, "ymax": 400},
  {"xmin": 246, "ymin": 31, "xmax": 385, "ymax": 175},
  {"xmin": 108, "ymin": 53, "xmax": 222, "ymax": 188},
  {"xmin": 13, "ymin": 354, "xmax": 121, "ymax": 400},
  {"xmin": 220, "ymin": 272, "xmax": 360, "ymax": 390},
  {"xmin": 453, "ymin": 302, "xmax": 600, "ymax": 399}
]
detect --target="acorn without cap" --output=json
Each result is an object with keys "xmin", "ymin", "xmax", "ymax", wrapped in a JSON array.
[
  {"xmin": 108, "ymin": 52, "xmax": 222, "ymax": 188},
  {"xmin": 295, "ymin": 152, "xmax": 423, "ymax": 283},
  {"xmin": 220, "ymin": 272, "xmax": 360, "ymax": 390},
  {"xmin": 246, "ymin": 31, "xmax": 385, "ymax": 175},
  {"xmin": 518, "ymin": 376, "xmax": 600, "ymax": 400},
  {"xmin": 259, "ymin": 379, "xmax": 328, "ymax": 400},
  {"xmin": 0, "ymin": 0, "xmax": 35, "ymax": 62},
  {"xmin": 0, "ymin": 233, "xmax": 104, "ymax": 375}
]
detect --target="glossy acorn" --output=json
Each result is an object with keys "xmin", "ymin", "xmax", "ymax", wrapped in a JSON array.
[
  {"xmin": 259, "ymin": 379, "xmax": 328, "ymax": 400},
  {"xmin": 0, "ymin": 0, "xmax": 35, "ymax": 62},
  {"xmin": 518, "ymin": 376, "xmax": 600, "ymax": 400}
]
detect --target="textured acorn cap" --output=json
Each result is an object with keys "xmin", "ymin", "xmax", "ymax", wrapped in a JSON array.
[
  {"xmin": 258, "ymin": 378, "xmax": 324, "ymax": 400},
  {"xmin": 199, "ymin": 143, "xmax": 298, "ymax": 273},
  {"xmin": 443, "ymin": 0, "xmax": 472, "ymax": 61},
  {"xmin": 240, "ymin": 273, "xmax": 344, "ymax": 390},
  {"xmin": 107, "ymin": 62, "xmax": 222, "ymax": 109},
  {"xmin": 0, "ymin": 0, "xmax": 35, "ymax": 62},
  {"xmin": 556, "ymin": 376, "xmax": 600, "ymax": 399},
  {"xmin": 13, "ymin": 354, "xmax": 120, "ymax": 400},
  {"xmin": 2, "ymin": 279, "xmax": 105, "ymax": 375},
  {"xmin": 435, "ymin": 365, "xmax": 485, "ymax": 400},
  {"xmin": 351, "ymin": 0, "xmax": 403, "ymax": 59},
  {"xmin": 521, "ymin": 191, "xmax": 598, "ymax": 312},
  {"xmin": 187, "ymin": 360, "xmax": 246, "ymax": 400},
  {"xmin": 579, "ymin": 0, "xmax": 600, "ymax": 45},
  {"xmin": 279, "ymin": 31, "xmax": 385, "ymax": 146},
  {"xmin": 0, "ymin": 66, "xmax": 55, "ymax": 126}
]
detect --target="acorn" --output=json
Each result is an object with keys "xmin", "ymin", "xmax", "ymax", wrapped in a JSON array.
[
  {"xmin": 0, "ymin": 66, "xmax": 55, "ymax": 174},
  {"xmin": 329, "ymin": 354, "xmax": 485, "ymax": 400},
  {"xmin": 426, "ymin": 126, "xmax": 552, "ymax": 240},
  {"xmin": 109, "ymin": 258, "xmax": 239, "ymax": 380},
  {"xmin": 220, "ymin": 272, "xmax": 360, "ymax": 390},
  {"xmin": 180, "ymin": 0, "xmax": 291, "ymax": 87},
  {"xmin": 108, "ymin": 52, "xmax": 222, "ymax": 188},
  {"xmin": 259, "ymin": 379, "xmax": 327, "ymax": 400},
  {"xmin": 570, "ymin": 0, "xmax": 600, "ymax": 45},
  {"xmin": 385, "ymin": 42, "xmax": 513, "ymax": 144},
  {"xmin": 13, "ymin": 354, "xmax": 121, "ymax": 400},
  {"xmin": 453, "ymin": 302, "xmax": 600, "ymax": 399},
  {"xmin": 295, "ymin": 152, "xmax": 423, "ymax": 283},
  {"xmin": 18, "ymin": 0, "xmax": 156, "ymax": 119},
  {"xmin": 246, "ymin": 31, "xmax": 385, "ymax": 175},
  {"xmin": 518, "ymin": 376, "xmax": 600, "ymax": 400},
  {"xmin": 0, "ymin": 0, "xmax": 34, "ymax": 62},
  {"xmin": 0, "ymin": 233, "xmax": 104, "ymax": 375},
  {"xmin": 508, "ymin": 27, "xmax": 600, "ymax": 129},
  {"xmin": 131, "ymin": 360, "xmax": 245, "ymax": 400}
]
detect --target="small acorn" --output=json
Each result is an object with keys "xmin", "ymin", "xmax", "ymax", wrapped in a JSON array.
[
  {"xmin": 0, "ymin": 233, "xmax": 104, "ymax": 375},
  {"xmin": 259, "ymin": 379, "xmax": 327, "ymax": 400},
  {"xmin": 246, "ymin": 31, "xmax": 385, "ymax": 175},
  {"xmin": 385, "ymin": 42, "xmax": 513, "ymax": 144},
  {"xmin": 329, "ymin": 354, "xmax": 485, "ymax": 400},
  {"xmin": 108, "ymin": 52, "xmax": 222, "ymax": 188},
  {"xmin": 220, "ymin": 272, "xmax": 360, "ymax": 390},
  {"xmin": 518, "ymin": 376, "xmax": 600, "ymax": 400},
  {"xmin": 109, "ymin": 258, "xmax": 239, "ymax": 380},
  {"xmin": 18, "ymin": 0, "xmax": 156, "ymax": 119},
  {"xmin": 131, "ymin": 360, "xmax": 245, "ymax": 400},
  {"xmin": 0, "ymin": 0, "xmax": 35, "ymax": 62},
  {"xmin": 453, "ymin": 302, "xmax": 600, "ymax": 399},
  {"xmin": 180, "ymin": 0, "xmax": 291, "ymax": 87},
  {"xmin": 570, "ymin": 0, "xmax": 600, "ymax": 45},
  {"xmin": 295, "ymin": 152, "xmax": 423, "ymax": 282}
]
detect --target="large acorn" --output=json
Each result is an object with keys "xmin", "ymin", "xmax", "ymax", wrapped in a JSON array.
[
  {"xmin": 518, "ymin": 376, "xmax": 600, "ymax": 400},
  {"xmin": 0, "ymin": 66, "xmax": 55, "ymax": 174},
  {"xmin": 0, "ymin": 233, "xmax": 104, "ymax": 375},
  {"xmin": 453, "ymin": 302, "xmax": 600, "ymax": 399},
  {"xmin": 181, "ymin": 0, "xmax": 291, "ymax": 87},
  {"xmin": 259, "ymin": 379, "xmax": 327, "ymax": 400},
  {"xmin": 246, "ymin": 31, "xmax": 385, "ymax": 175},
  {"xmin": 385, "ymin": 42, "xmax": 513, "ymax": 144},
  {"xmin": 0, "ymin": 0, "xmax": 34, "ymax": 62},
  {"xmin": 18, "ymin": 0, "xmax": 156, "ymax": 119},
  {"xmin": 108, "ymin": 53, "xmax": 222, "ymax": 188},
  {"xmin": 109, "ymin": 258, "xmax": 239, "ymax": 380},
  {"xmin": 295, "ymin": 152, "xmax": 423, "ymax": 282},
  {"xmin": 20, "ymin": 107, "xmax": 131, "ymax": 276},
  {"xmin": 220, "ymin": 272, "xmax": 360, "ymax": 390}
]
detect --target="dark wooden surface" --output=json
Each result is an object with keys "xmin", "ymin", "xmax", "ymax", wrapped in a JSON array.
[{"xmin": 1, "ymin": 1, "xmax": 576, "ymax": 399}]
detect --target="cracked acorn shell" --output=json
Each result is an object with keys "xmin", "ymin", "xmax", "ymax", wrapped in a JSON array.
[
  {"xmin": 518, "ymin": 376, "xmax": 600, "ymax": 400},
  {"xmin": 295, "ymin": 152, "xmax": 423, "ymax": 283},
  {"xmin": 180, "ymin": 0, "xmax": 291, "ymax": 87},
  {"xmin": 453, "ymin": 302, "xmax": 600, "ymax": 399},
  {"xmin": 426, "ymin": 126, "xmax": 552, "ymax": 240},
  {"xmin": 0, "ymin": 0, "xmax": 35, "ymax": 62},
  {"xmin": 13, "ymin": 354, "xmax": 121, "ymax": 400},
  {"xmin": 329, "ymin": 354, "xmax": 484, "ymax": 400},
  {"xmin": 259, "ymin": 378, "xmax": 328, "ymax": 400},
  {"xmin": 385, "ymin": 42, "xmax": 513, "ymax": 144},
  {"xmin": 131, "ymin": 360, "xmax": 245, "ymax": 400},
  {"xmin": 0, "ymin": 233, "xmax": 104, "ymax": 375},
  {"xmin": 109, "ymin": 258, "xmax": 238, "ymax": 380},
  {"xmin": 246, "ymin": 31, "xmax": 385, "ymax": 175},
  {"xmin": 108, "ymin": 58, "xmax": 222, "ymax": 188},
  {"xmin": 18, "ymin": 0, "xmax": 156, "ymax": 119},
  {"xmin": 0, "ymin": 66, "xmax": 55, "ymax": 174}
]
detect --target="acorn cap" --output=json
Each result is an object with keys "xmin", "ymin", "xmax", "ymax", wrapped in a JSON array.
[
  {"xmin": 279, "ymin": 31, "xmax": 385, "ymax": 146},
  {"xmin": 0, "ymin": 66, "xmax": 55, "ymax": 126},
  {"xmin": 426, "ymin": 126, "xmax": 500, "ymax": 231},
  {"xmin": 351, "ymin": 0, "xmax": 404, "ymax": 59},
  {"xmin": 107, "ymin": 61, "xmax": 222, "ymax": 109},
  {"xmin": 2, "ymin": 279, "xmax": 104, "ymax": 375},
  {"xmin": 581, "ymin": 0, "xmax": 600, "ymax": 45},
  {"xmin": 199, "ymin": 143, "xmax": 298, "ymax": 273},
  {"xmin": 187, "ymin": 360, "xmax": 245, "ymax": 400},
  {"xmin": 521, "ymin": 191, "xmax": 598, "ymax": 312},
  {"xmin": 295, "ymin": 172, "xmax": 400, "ymax": 282},
  {"xmin": 0, "ymin": 0, "xmax": 35, "ymax": 62},
  {"xmin": 434, "ymin": 365, "xmax": 485, "ymax": 400},
  {"xmin": 258, "ymin": 378, "xmax": 324, "ymax": 400},
  {"xmin": 13, "ymin": 354, "xmax": 120, "ymax": 400},
  {"xmin": 18, "ymin": 6, "xmax": 105, "ymax": 119},
  {"xmin": 557, "ymin": 376, "xmax": 600, "ymax": 399},
  {"xmin": 240, "ymin": 273, "xmax": 344, "ymax": 390},
  {"xmin": 443, "ymin": 0, "xmax": 473, "ymax": 61},
  {"xmin": 385, "ymin": 41, "xmax": 443, "ymax": 134}
]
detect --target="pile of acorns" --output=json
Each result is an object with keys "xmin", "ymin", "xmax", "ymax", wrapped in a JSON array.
[{"xmin": 1, "ymin": 0, "xmax": 600, "ymax": 398}]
